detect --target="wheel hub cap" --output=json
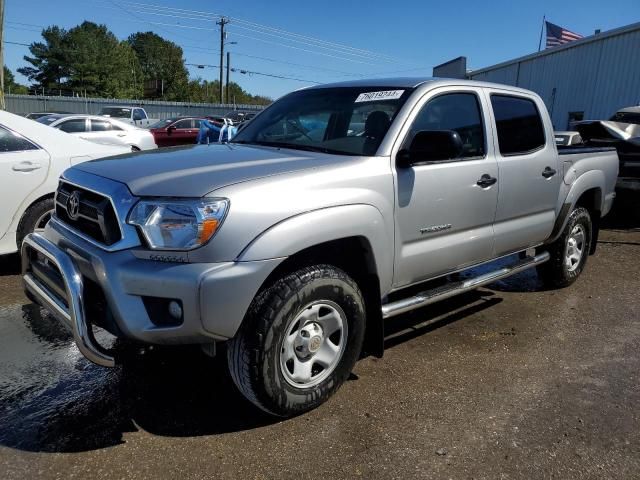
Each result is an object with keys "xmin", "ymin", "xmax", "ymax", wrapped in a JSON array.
[
  {"xmin": 280, "ymin": 301, "xmax": 348, "ymax": 388},
  {"xmin": 294, "ymin": 323, "xmax": 324, "ymax": 357},
  {"xmin": 565, "ymin": 224, "xmax": 585, "ymax": 272}
]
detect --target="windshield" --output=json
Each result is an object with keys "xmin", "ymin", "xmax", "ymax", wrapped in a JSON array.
[
  {"xmin": 231, "ymin": 86, "xmax": 413, "ymax": 156},
  {"xmin": 100, "ymin": 107, "xmax": 132, "ymax": 118},
  {"xmin": 610, "ymin": 111, "xmax": 640, "ymax": 125}
]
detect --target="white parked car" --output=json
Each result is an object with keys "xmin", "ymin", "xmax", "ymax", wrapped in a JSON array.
[
  {"xmin": 0, "ymin": 111, "xmax": 130, "ymax": 256},
  {"xmin": 37, "ymin": 114, "xmax": 158, "ymax": 151}
]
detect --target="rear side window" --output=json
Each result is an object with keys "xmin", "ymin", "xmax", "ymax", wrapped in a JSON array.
[
  {"xmin": 491, "ymin": 95, "xmax": 545, "ymax": 155},
  {"xmin": 91, "ymin": 120, "xmax": 112, "ymax": 131},
  {"xmin": 0, "ymin": 126, "xmax": 39, "ymax": 152},
  {"xmin": 410, "ymin": 92, "xmax": 485, "ymax": 158},
  {"xmin": 58, "ymin": 119, "xmax": 87, "ymax": 133}
]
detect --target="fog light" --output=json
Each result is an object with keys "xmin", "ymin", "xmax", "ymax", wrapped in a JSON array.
[{"xmin": 168, "ymin": 300, "xmax": 183, "ymax": 320}]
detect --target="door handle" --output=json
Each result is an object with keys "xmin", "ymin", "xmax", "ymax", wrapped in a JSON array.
[
  {"xmin": 117, "ymin": 133, "xmax": 127, "ymax": 137},
  {"xmin": 12, "ymin": 161, "xmax": 41, "ymax": 172},
  {"xmin": 476, "ymin": 174, "xmax": 497, "ymax": 188},
  {"xmin": 542, "ymin": 166, "xmax": 557, "ymax": 178}
]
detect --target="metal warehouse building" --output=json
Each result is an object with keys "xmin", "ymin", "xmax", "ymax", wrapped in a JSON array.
[{"xmin": 438, "ymin": 22, "xmax": 640, "ymax": 130}]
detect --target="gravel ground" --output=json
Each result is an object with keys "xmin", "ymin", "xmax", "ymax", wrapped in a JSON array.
[{"xmin": 0, "ymin": 198, "xmax": 638, "ymax": 480}]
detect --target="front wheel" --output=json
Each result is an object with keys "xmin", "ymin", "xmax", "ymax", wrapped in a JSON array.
[
  {"xmin": 16, "ymin": 197, "xmax": 54, "ymax": 250},
  {"xmin": 538, "ymin": 206, "xmax": 592, "ymax": 288},
  {"xmin": 227, "ymin": 265, "xmax": 366, "ymax": 416}
]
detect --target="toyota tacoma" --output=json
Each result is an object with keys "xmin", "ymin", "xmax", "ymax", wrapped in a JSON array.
[{"xmin": 22, "ymin": 78, "xmax": 618, "ymax": 416}]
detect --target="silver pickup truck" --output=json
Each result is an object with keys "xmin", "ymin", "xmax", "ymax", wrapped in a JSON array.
[{"xmin": 22, "ymin": 78, "xmax": 618, "ymax": 416}]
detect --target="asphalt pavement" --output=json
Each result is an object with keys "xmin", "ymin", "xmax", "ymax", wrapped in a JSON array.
[{"xmin": 0, "ymin": 196, "xmax": 639, "ymax": 480}]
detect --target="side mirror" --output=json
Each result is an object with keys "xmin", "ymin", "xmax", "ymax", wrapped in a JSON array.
[
  {"xmin": 397, "ymin": 130, "xmax": 464, "ymax": 167},
  {"xmin": 167, "ymin": 125, "xmax": 176, "ymax": 135}
]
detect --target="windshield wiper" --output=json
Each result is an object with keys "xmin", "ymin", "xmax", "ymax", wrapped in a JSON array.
[{"xmin": 234, "ymin": 140, "xmax": 353, "ymax": 155}]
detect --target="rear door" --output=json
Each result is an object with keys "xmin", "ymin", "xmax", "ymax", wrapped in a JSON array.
[
  {"xmin": 484, "ymin": 90, "xmax": 561, "ymax": 255},
  {"xmin": 82, "ymin": 119, "xmax": 128, "ymax": 147},
  {"xmin": 392, "ymin": 86, "xmax": 499, "ymax": 287},
  {"xmin": 0, "ymin": 126, "xmax": 50, "ymax": 238},
  {"xmin": 56, "ymin": 118, "xmax": 89, "ymax": 135}
]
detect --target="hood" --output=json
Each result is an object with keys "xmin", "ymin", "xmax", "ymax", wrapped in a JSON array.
[{"xmin": 71, "ymin": 143, "xmax": 342, "ymax": 197}]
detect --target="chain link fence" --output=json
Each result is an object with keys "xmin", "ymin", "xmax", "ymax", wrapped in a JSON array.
[{"xmin": 5, "ymin": 94, "xmax": 266, "ymax": 119}]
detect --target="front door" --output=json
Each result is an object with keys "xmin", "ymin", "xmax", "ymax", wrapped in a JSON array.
[
  {"xmin": 393, "ymin": 87, "xmax": 499, "ymax": 288},
  {"xmin": 0, "ymin": 126, "xmax": 50, "ymax": 238},
  {"xmin": 171, "ymin": 119, "xmax": 199, "ymax": 145}
]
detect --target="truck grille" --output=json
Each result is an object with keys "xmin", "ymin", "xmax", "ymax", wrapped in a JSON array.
[{"xmin": 55, "ymin": 182, "xmax": 122, "ymax": 246}]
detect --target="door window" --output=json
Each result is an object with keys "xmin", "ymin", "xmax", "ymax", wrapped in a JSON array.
[
  {"xmin": 58, "ymin": 119, "xmax": 87, "ymax": 133},
  {"xmin": 174, "ymin": 119, "xmax": 193, "ymax": 129},
  {"xmin": 0, "ymin": 126, "xmax": 39, "ymax": 152},
  {"xmin": 409, "ymin": 92, "xmax": 485, "ymax": 158},
  {"xmin": 91, "ymin": 119, "xmax": 113, "ymax": 131},
  {"xmin": 490, "ymin": 95, "xmax": 545, "ymax": 155}
]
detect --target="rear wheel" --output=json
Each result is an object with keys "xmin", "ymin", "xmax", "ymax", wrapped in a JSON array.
[
  {"xmin": 538, "ymin": 207, "xmax": 592, "ymax": 288},
  {"xmin": 227, "ymin": 265, "xmax": 366, "ymax": 416}
]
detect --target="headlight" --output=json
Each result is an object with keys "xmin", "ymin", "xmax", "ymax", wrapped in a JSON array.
[{"xmin": 128, "ymin": 198, "xmax": 229, "ymax": 250}]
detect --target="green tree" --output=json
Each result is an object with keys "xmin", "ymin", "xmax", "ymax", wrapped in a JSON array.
[
  {"xmin": 225, "ymin": 81, "xmax": 271, "ymax": 106},
  {"xmin": 18, "ymin": 22, "xmax": 142, "ymax": 98},
  {"xmin": 18, "ymin": 26, "xmax": 68, "ymax": 90},
  {"xmin": 4, "ymin": 66, "xmax": 29, "ymax": 94},
  {"xmin": 128, "ymin": 32, "xmax": 189, "ymax": 101},
  {"xmin": 64, "ymin": 22, "xmax": 142, "ymax": 98}
]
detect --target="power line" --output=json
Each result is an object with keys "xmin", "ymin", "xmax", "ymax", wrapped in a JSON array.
[
  {"xmin": 227, "ymin": 31, "xmax": 381, "ymax": 66},
  {"xmin": 231, "ymin": 67, "xmax": 321, "ymax": 84},
  {"xmin": 6, "ymin": 40, "xmax": 31, "ymax": 47},
  {"xmin": 100, "ymin": 0, "xmax": 203, "ymax": 42},
  {"xmin": 91, "ymin": 0, "xmax": 424, "ymax": 70},
  {"xmin": 7, "ymin": 21, "xmax": 45, "ymax": 29},
  {"xmin": 186, "ymin": 62, "xmax": 320, "ymax": 84},
  {"xmin": 116, "ymin": 3, "xmax": 402, "ymax": 63},
  {"xmin": 230, "ymin": 51, "xmax": 365, "ymax": 78},
  {"xmin": 103, "ymin": 0, "xmax": 416, "ymax": 65}
]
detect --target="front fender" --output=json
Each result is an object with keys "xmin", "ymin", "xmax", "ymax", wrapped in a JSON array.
[{"xmin": 238, "ymin": 204, "xmax": 394, "ymax": 294}]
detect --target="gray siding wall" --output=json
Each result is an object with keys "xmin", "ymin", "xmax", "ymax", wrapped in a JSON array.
[
  {"xmin": 5, "ymin": 95, "xmax": 265, "ymax": 119},
  {"xmin": 470, "ymin": 23, "xmax": 640, "ymax": 129}
]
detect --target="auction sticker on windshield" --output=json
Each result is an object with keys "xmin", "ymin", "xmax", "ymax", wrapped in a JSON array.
[{"xmin": 355, "ymin": 90, "xmax": 404, "ymax": 103}]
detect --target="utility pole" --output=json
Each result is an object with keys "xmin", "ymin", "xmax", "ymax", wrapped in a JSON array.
[
  {"xmin": 0, "ymin": 0, "xmax": 5, "ymax": 110},
  {"xmin": 216, "ymin": 17, "xmax": 229, "ymax": 104},
  {"xmin": 226, "ymin": 51, "xmax": 230, "ymax": 104}
]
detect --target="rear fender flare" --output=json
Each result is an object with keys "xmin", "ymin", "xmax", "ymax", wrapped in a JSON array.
[{"xmin": 548, "ymin": 170, "xmax": 604, "ymax": 244}]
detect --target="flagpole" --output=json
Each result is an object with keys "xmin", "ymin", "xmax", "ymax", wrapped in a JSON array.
[{"xmin": 538, "ymin": 15, "xmax": 546, "ymax": 51}]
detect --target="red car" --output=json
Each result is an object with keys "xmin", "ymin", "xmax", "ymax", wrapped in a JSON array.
[{"xmin": 149, "ymin": 117, "xmax": 207, "ymax": 147}]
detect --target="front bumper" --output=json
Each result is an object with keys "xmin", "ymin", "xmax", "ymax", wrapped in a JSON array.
[
  {"xmin": 22, "ymin": 233, "xmax": 115, "ymax": 367},
  {"xmin": 22, "ymin": 221, "xmax": 281, "ymax": 367}
]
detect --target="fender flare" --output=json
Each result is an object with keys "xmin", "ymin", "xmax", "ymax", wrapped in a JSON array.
[
  {"xmin": 547, "ymin": 170, "xmax": 605, "ymax": 244},
  {"xmin": 238, "ymin": 204, "xmax": 394, "ymax": 294}
]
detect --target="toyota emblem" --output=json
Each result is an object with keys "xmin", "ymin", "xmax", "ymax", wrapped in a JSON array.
[{"xmin": 66, "ymin": 191, "xmax": 81, "ymax": 220}]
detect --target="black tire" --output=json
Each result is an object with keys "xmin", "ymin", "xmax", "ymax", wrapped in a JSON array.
[
  {"xmin": 227, "ymin": 264, "xmax": 366, "ymax": 417},
  {"xmin": 16, "ymin": 197, "xmax": 55, "ymax": 249},
  {"xmin": 131, "ymin": 146, "xmax": 141, "ymax": 152},
  {"xmin": 538, "ymin": 206, "xmax": 592, "ymax": 288}
]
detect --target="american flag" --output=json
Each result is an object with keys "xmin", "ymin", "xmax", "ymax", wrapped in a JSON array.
[{"xmin": 546, "ymin": 21, "xmax": 583, "ymax": 48}]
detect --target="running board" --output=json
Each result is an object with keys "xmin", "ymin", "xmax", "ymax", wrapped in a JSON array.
[{"xmin": 381, "ymin": 252, "xmax": 550, "ymax": 319}]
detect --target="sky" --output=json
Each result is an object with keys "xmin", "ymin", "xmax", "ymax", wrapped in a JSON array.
[{"xmin": 4, "ymin": 0, "xmax": 640, "ymax": 100}]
